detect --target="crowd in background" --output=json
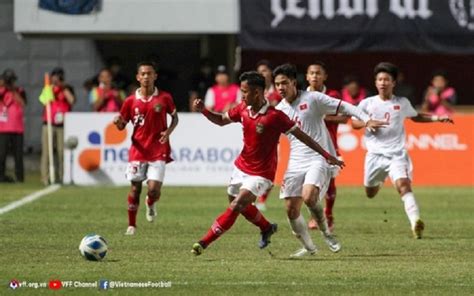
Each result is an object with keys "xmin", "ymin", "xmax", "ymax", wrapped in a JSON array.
[{"xmin": 0, "ymin": 58, "xmax": 458, "ymax": 184}]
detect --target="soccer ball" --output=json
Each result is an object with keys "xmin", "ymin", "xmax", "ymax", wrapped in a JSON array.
[{"xmin": 79, "ymin": 234, "xmax": 108, "ymax": 261}]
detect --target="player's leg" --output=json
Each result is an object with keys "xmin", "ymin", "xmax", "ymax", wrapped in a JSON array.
[
  {"xmin": 324, "ymin": 178, "xmax": 336, "ymax": 231},
  {"xmin": 125, "ymin": 181, "xmax": 142, "ymax": 235},
  {"xmin": 256, "ymin": 186, "xmax": 273, "ymax": 211},
  {"xmin": 302, "ymin": 163, "xmax": 341, "ymax": 252},
  {"xmin": 285, "ymin": 197, "xmax": 317, "ymax": 257},
  {"xmin": 364, "ymin": 153, "xmax": 389, "ymax": 198},
  {"xmin": 124, "ymin": 161, "xmax": 148, "ymax": 234},
  {"xmin": 145, "ymin": 161, "xmax": 166, "ymax": 222},
  {"xmin": 192, "ymin": 189, "xmax": 256, "ymax": 255},
  {"xmin": 390, "ymin": 153, "xmax": 423, "ymax": 239}
]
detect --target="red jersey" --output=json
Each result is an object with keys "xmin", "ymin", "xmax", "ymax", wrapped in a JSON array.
[
  {"xmin": 120, "ymin": 88, "xmax": 176, "ymax": 162},
  {"xmin": 323, "ymin": 88, "xmax": 342, "ymax": 154},
  {"xmin": 227, "ymin": 101, "xmax": 296, "ymax": 181}
]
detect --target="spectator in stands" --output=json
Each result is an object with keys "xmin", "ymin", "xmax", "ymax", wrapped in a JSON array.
[
  {"xmin": 89, "ymin": 68, "xmax": 125, "ymax": 112},
  {"xmin": 189, "ymin": 58, "xmax": 214, "ymax": 112},
  {"xmin": 41, "ymin": 67, "xmax": 76, "ymax": 185},
  {"xmin": 0, "ymin": 69, "xmax": 27, "ymax": 183},
  {"xmin": 341, "ymin": 75, "xmax": 367, "ymax": 106},
  {"xmin": 256, "ymin": 59, "xmax": 281, "ymax": 106},
  {"xmin": 421, "ymin": 70, "xmax": 456, "ymax": 116},
  {"xmin": 394, "ymin": 71, "xmax": 416, "ymax": 105},
  {"xmin": 204, "ymin": 65, "xmax": 241, "ymax": 113}
]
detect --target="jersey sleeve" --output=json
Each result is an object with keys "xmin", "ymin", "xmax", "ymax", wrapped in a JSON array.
[
  {"xmin": 352, "ymin": 98, "xmax": 369, "ymax": 120},
  {"xmin": 165, "ymin": 94, "xmax": 177, "ymax": 115},
  {"xmin": 120, "ymin": 97, "xmax": 132, "ymax": 122},
  {"xmin": 315, "ymin": 92, "xmax": 343, "ymax": 115},
  {"xmin": 276, "ymin": 110, "xmax": 297, "ymax": 134},
  {"xmin": 226, "ymin": 103, "xmax": 243, "ymax": 122},
  {"xmin": 204, "ymin": 88, "xmax": 215, "ymax": 109},
  {"xmin": 402, "ymin": 97, "xmax": 418, "ymax": 118}
]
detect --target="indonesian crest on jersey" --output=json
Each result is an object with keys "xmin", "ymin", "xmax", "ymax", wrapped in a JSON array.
[
  {"xmin": 256, "ymin": 123, "xmax": 265, "ymax": 134},
  {"xmin": 154, "ymin": 104, "xmax": 162, "ymax": 112}
]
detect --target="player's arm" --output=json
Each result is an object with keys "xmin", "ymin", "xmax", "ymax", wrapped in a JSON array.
[
  {"xmin": 290, "ymin": 127, "xmax": 345, "ymax": 168},
  {"xmin": 324, "ymin": 114, "xmax": 349, "ymax": 124},
  {"xmin": 114, "ymin": 98, "xmax": 130, "ymax": 130},
  {"xmin": 193, "ymin": 98, "xmax": 232, "ymax": 126},
  {"xmin": 410, "ymin": 113, "xmax": 454, "ymax": 124},
  {"xmin": 159, "ymin": 111, "xmax": 179, "ymax": 144},
  {"xmin": 338, "ymin": 100, "xmax": 387, "ymax": 130}
]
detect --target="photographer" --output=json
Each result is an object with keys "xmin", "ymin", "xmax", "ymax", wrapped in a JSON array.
[{"xmin": 0, "ymin": 69, "xmax": 27, "ymax": 183}]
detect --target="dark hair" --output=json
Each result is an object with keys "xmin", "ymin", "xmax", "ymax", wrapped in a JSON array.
[
  {"xmin": 239, "ymin": 71, "xmax": 265, "ymax": 90},
  {"xmin": 343, "ymin": 74, "xmax": 360, "ymax": 86},
  {"xmin": 307, "ymin": 61, "xmax": 327, "ymax": 73},
  {"xmin": 51, "ymin": 67, "xmax": 65, "ymax": 81},
  {"xmin": 136, "ymin": 61, "xmax": 157, "ymax": 73},
  {"xmin": 256, "ymin": 59, "xmax": 273, "ymax": 70},
  {"xmin": 432, "ymin": 69, "xmax": 448, "ymax": 80},
  {"xmin": 273, "ymin": 63, "xmax": 297, "ymax": 80},
  {"xmin": 374, "ymin": 62, "xmax": 399, "ymax": 81}
]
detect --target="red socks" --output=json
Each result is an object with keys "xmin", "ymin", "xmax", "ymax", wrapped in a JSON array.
[
  {"xmin": 146, "ymin": 194, "xmax": 159, "ymax": 206},
  {"xmin": 325, "ymin": 178, "xmax": 337, "ymax": 216},
  {"xmin": 200, "ymin": 208, "xmax": 239, "ymax": 247},
  {"xmin": 127, "ymin": 194, "xmax": 139, "ymax": 227},
  {"xmin": 241, "ymin": 204, "xmax": 270, "ymax": 231}
]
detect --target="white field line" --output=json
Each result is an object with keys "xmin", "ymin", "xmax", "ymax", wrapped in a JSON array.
[{"xmin": 0, "ymin": 184, "xmax": 61, "ymax": 215}]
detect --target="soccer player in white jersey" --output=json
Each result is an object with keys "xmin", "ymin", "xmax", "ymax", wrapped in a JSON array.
[
  {"xmin": 352, "ymin": 62, "xmax": 453, "ymax": 239},
  {"xmin": 274, "ymin": 64, "xmax": 386, "ymax": 257}
]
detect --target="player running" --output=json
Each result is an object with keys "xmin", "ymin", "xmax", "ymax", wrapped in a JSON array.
[
  {"xmin": 191, "ymin": 71, "xmax": 344, "ymax": 256},
  {"xmin": 274, "ymin": 64, "xmax": 386, "ymax": 257},
  {"xmin": 305, "ymin": 61, "xmax": 347, "ymax": 232},
  {"xmin": 114, "ymin": 61, "xmax": 179, "ymax": 235},
  {"xmin": 352, "ymin": 62, "xmax": 453, "ymax": 239}
]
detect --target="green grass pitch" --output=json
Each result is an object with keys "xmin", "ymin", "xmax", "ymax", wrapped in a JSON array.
[{"xmin": 0, "ymin": 181, "xmax": 473, "ymax": 295}]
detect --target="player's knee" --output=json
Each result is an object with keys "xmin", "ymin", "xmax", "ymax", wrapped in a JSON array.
[
  {"xmin": 147, "ymin": 188, "xmax": 161, "ymax": 199},
  {"xmin": 286, "ymin": 205, "xmax": 300, "ymax": 220},
  {"xmin": 130, "ymin": 187, "xmax": 141, "ymax": 199}
]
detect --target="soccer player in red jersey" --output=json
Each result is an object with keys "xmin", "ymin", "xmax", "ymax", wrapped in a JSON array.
[
  {"xmin": 191, "ymin": 71, "xmax": 344, "ymax": 256},
  {"xmin": 114, "ymin": 61, "xmax": 179, "ymax": 235},
  {"xmin": 306, "ymin": 61, "xmax": 347, "ymax": 232}
]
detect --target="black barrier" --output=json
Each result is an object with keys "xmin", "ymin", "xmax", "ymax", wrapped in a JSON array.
[{"xmin": 240, "ymin": 0, "xmax": 474, "ymax": 53}]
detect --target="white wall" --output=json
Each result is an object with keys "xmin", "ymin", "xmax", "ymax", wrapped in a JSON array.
[{"xmin": 14, "ymin": 0, "xmax": 239, "ymax": 34}]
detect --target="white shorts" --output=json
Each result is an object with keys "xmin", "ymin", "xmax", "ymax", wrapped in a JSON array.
[
  {"xmin": 227, "ymin": 166, "xmax": 273, "ymax": 198},
  {"xmin": 279, "ymin": 158, "xmax": 334, "ymax": 200},
  {"xmin": 364, "ymin": 151, "xmax": 413, "ymax": 187},
  {"xmin": 125, "ymin": 160, "xmax": 166, "ymax": 182}
]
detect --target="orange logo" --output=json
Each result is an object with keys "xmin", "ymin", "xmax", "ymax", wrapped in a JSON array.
[{"xmin": 78, "ymin": 122, "xmax": 127, "ymax": 171}]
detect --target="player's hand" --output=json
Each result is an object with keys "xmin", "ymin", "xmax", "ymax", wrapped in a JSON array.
[
  {"xmin": 366, "ymin": 119, "xmax": 388, "ymax": 132},
  {"xmin": 193, "ymin": 99, "xmax": 205, "ymax": 112},
  {"xmin": 327, "ymin": 155, "xmax": 345, "ymax": 168},
  {"xmin": 113, "ymin": 115, "xmax": 126, "ymax": 130},
  {"xmin": 439, "ymin": 115, "xmax": 454, "ymax": 124},
  {"xmin": 159, "ymin": 130, "xmax": 170, "ymax": 144}
]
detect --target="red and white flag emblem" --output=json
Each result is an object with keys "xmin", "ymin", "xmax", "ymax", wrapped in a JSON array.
[
  {"xmin": 299, "ymin": 103, "xmax": 308, "ymax": 110},
  {"xmin": 393, "ymin": 105, "xmax": 400, "ymax": 110}
]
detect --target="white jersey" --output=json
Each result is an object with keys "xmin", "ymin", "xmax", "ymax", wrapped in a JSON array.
[
  {"xmin": 358, "ymin": 95, "xmax": 417, "ymax": 155},
  {"xmin": 276, "ymin": 90, "xmax": 370, "ymax": 170}
]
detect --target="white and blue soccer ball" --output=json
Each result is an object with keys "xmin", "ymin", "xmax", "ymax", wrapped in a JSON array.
[{"xmin": 79, "ymin": 234, "xmax": 108, "ymax": 261}]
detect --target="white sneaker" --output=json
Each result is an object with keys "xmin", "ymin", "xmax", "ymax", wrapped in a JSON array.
[
  {"xmin": 145, "ymin": 199, "xmax": 157, "ymax": 222},
  {"xmin": 256, "ymin": 202, "xmax": 267, "ymax": 211},
  {"xmin": 125, "ymin": 226, "xmax": 136, "ymax": 235},
  {"xmin": 290, "ymin": 247, "xmax": 318, "ymax": 258},
  {"xmin": 322, "ymin": 232, "xmax": 341, "ymax": 253}
]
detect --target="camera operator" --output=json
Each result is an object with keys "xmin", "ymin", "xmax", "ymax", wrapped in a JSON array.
[{"xmin": 0, "ymin": 69, "xmax": 27, "ymax": 183}]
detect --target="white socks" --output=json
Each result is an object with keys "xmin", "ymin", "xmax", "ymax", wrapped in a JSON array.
[
  {"xmin": 308, "ymin": 201, "xmax": 329, "ymax": 235},
  {"xmin": 288, "ymin": 215, "xmax": 316, "ymax": 251},
  {"xmin": 402, "ymin": 192, "xmax": 420, "ymax": 228}
]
